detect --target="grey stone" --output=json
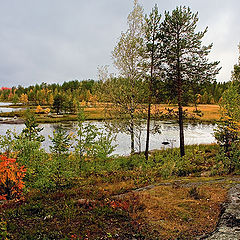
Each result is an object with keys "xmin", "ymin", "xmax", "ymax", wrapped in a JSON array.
[{"xmin": 204, "ymin": 184, "xmax": 240, "ymax": 240}]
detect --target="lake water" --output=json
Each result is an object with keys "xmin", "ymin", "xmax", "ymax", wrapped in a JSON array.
[
  {"xmin": 0, "ymin": 102, "xmax": 25, "ymax": 113},
  {"xmin": 0, "ymin": 120, "xmax": 216, "ymax": 156},
  {"xmin": 0, "ymin": 102, "xmax": 13, "ymax": 106}
]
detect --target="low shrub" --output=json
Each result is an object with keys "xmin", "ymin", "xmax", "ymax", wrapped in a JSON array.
[{"xmin": 0, "ymin": 155, "xmax": 26, "ymax": 200}]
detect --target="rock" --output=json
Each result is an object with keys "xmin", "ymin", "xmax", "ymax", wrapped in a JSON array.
[
  {"xmin": 203, "ymin": 184, "xmax": 240, "ymax": 240},
  {"xmin": 0, "ymin": 118, "xmax": 25, "ymax": 124}
]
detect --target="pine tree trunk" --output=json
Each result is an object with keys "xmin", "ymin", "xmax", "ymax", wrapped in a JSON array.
[
  {"xmin": 145, "ymin": 32, "xmax": 155, "ymax": 160},
  {"xmin": 177, "ymin": 42, "xmax": 185, "ymax": 157},
  {"xmin": 145, "ymin": 101, "xmax": 151, "ymax": 160},
  {"xmin": 178, "ymin": 103, "xmax": 185, "ymax": 157}
]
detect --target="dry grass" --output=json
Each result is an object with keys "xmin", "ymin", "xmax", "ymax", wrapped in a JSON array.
[
  {"xmin": 100, "ymin": 180, "xmax": 136, "ymax": 195},
  {"xmin": 192, "ymin": 104, "xmax": 221, "ymax": 121},
  {"xmin": 85, "ymin": 103, "xmax": 222, "ymax": 122},
  {"xmin": 133, "ymin": 184, "xmax": 227, "ymax": 239},
  {"xmin": 84, "ymin": 106, "xmax": 107, "ymax": 119},
  {"xmin": 30, "ymin": 103, "xmax": 221, "ymax": 122},
  {"xmin": 151, "ymin": 104, "xmax": 221, "ymax": 121}
]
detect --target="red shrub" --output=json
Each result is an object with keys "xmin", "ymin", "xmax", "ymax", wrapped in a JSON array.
[{"xmin": 0, "ymin": 155, "xmax": 26, "ymax": 200}]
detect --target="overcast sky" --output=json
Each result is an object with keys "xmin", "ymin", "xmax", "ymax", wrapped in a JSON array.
[{"xmin": 0, "ymin": 0, "xmax": 239, "ymax": 88}]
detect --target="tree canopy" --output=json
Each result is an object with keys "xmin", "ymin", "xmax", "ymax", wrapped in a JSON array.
[{"xmin": 161, "ymin": 6, "xmax": 221, "ymax": 156}]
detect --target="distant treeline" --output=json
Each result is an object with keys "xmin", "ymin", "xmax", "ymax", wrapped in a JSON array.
[{"xmin": 0, "ymin": 79, "xmax": 230, "ymax": 111}]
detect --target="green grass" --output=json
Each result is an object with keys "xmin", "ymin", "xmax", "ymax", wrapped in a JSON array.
[{"xmin": 1, "ymin": 143, "xmax": 234, "ymax": 239}]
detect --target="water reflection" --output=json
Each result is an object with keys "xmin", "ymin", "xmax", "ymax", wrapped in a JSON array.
[
  {"xmin": 0, "ymin": 102, "xmax": 25, "ymax": 113},
  {"xmin": 0, "ymin": 102, "xmax": 13, "ymax": 106},
  {"xmin": 0, "ymin": 120, "xmax": 216, "ymax": 156},
  {"xmin": 0, "ymin": 107, "xmax": 25, "ymax": 113}
]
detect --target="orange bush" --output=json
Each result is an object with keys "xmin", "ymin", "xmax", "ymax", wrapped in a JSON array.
[
  {"xmin": 35, "ymin": 105, "xmax": 44, "ymax": 114},
  {"xmin": 0, "ymin": 155, "xmax": 26, "ymax": 200}
]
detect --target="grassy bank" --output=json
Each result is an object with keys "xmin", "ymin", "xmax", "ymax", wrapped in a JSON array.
[
  {"xmin": 1, "ymin": 144, "xmax": 236, "ymax": 239},
  {"xmin": 0, "ymin": 103, "xmax": 221, "ymax": 123},
  {"xmin": 150, "ymin": 104, "xmax": 221, "ymax": 122}
]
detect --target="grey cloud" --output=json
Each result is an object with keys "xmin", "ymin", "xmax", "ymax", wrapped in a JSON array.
[{"xmin": 0, "ymin": 0, "xmax": 239, "ymax": 87}]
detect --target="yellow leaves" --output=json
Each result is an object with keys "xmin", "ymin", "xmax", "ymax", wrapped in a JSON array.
[
  {"xmin": 196, "ymin": 94, "xmax": 201, "ymax": 103},
  {"xmin": 89, "ymin": 94, "xmax": 98, "ymax": 104},
  {"xmin": 19, "ymin": 93, "xmax": 28, "ymax": 104},
  {"xmin": 48, "ymin": 93, "xmax": 54, "ymax": 106},
  {"xmin": 35, "ymin": 105, "xmax": 43, "ymax": 114},
  {"xmin": 80, "ymin": 100, "xmax": 86, "ymax": 106},
  {"xmin": 36, "ymin": 106, "xmax": 51, "ymax": 114},
  {"xmin": 45, "ymin": 108, "xmax": 50, "ymax": 114}
]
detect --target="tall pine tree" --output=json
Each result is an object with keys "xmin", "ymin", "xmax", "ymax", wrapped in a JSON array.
[{"xmin": 161, "ymin": 6, "xmax": 220, "ymax": 156}]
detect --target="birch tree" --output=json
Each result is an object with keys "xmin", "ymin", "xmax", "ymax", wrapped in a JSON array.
[{"xmin": 111, "ymin": 0, "xmax": 145, "ymax": 153}]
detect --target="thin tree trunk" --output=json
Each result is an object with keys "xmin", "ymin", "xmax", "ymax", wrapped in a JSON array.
[
  {"xmin": 130, "ymin": 118, "xmax": 134, "ymax": 154},
  {"xmin": 176, "ymin": 29, "xmax": 185, "ymax": 157},
  {"xmin": 177, "ymin": 59, "xmax": 185, "ymax": 157},
  {"xmin": 145, "ymin": 101, "xmax": 151, "ymax": 160},
  {"xmin": 178, "ymin": 102, "xmax": 185, "ymax": 157},
  {"xmin": 145, "ymin": 72, "xmax": 153, "ymax": 160},
  {"xmin": 130, "ymin": 72, "xmax": 135, "ymax": 154},
  {"xmin": 145, "ymin": 29, "xmax": 155, "ymax": 160}
]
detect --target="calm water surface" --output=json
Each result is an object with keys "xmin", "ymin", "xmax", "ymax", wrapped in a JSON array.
[
  {"xmin": 0, "ymin": 102, "xmax": 13, "ymax": 106},
  {"xmin": 0, "ymin": 102, "xmax": 25, "ymax": 113},
  {"xmin": 0, "ymin": 120, "xmax": 216, "ymax": 155}
]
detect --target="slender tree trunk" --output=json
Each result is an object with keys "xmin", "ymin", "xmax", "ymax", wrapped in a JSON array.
[
  {"xmin": 145, "ymin": 99, "xmax": 151, "ymax": 159},
  {"xmin": 177, "ymin": 58, "xmax": 185, "ymax": 157},
  {"xmin": 130, "ymin": 117, "xmax": 134, "ymax": 154},
  {"xmin": 130, "ymin": 73, "xmax": 135, "ymax": 154},
  {"xmin": 145, "ymin": 32, "xmax": 155, "ymax": 160},
  {"xmin": 178, "ymin": 102, "xmax": 185, "ymax": 157},
  {"xmin": 145, "ymin": 71, "xmax": 153, "ymax": 161},
  {"xmin": 176, "ymin": 30, "xmax": 185, "ymax": 157}
]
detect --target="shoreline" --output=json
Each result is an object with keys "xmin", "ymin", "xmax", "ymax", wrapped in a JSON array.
[
  {"xmin": 0, "ymin": 103, "xmax": 221, "ymax": 124},
  {"xmin": 0, "ymin": 114, "xmax": 217, "ymax": 124}
]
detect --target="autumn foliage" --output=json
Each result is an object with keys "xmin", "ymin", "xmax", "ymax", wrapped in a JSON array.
[
  {"xmin": 0, "ymin": 155, "xmax": 26, "ymax": 200},
  {"xmin": 35, "ymin": 105, "xmax": 44, "ymax": 114}
]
